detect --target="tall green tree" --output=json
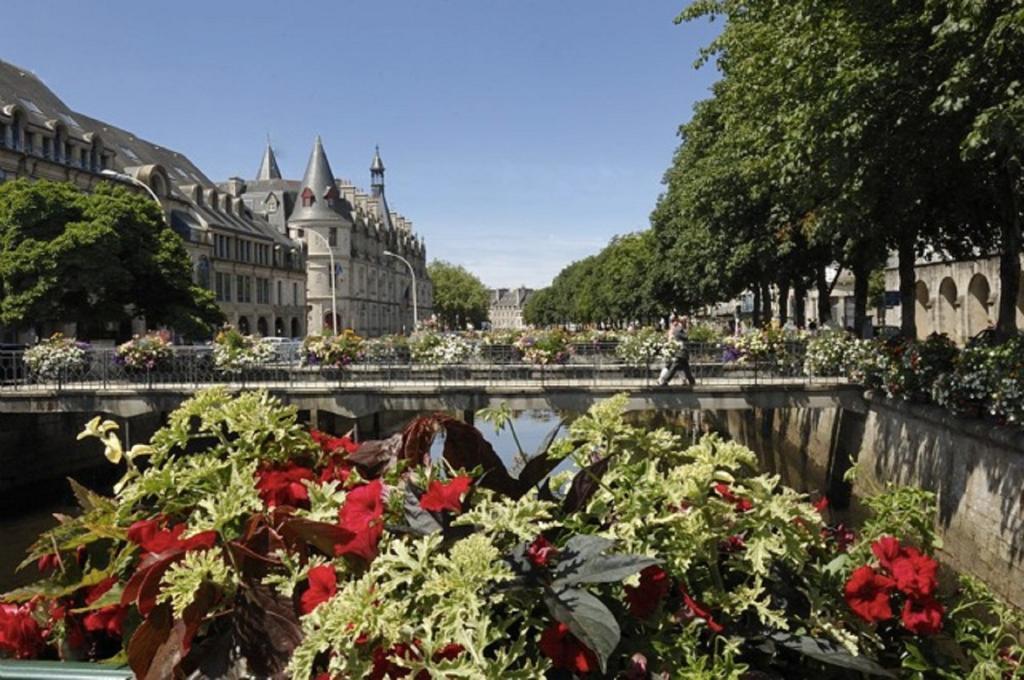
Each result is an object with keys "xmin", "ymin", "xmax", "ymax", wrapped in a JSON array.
[
  {"xmin": 426, "ymin": 260, "xmax": 490, "ymax": 329},
  {"xmin": 0, "ymin": 179, "xmax": 222, "ymax": 339}
]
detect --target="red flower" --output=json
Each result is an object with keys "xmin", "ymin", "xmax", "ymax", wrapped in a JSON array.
[
  {"xmin": 256, "ymin": 462, "xmax": 316, "ymax": 509},
  {"xmin": 126, "ymin": 520, "xmax": 217, "ymax": 557},
  {"xmin": 36, "ymin": 554, "xmax": 60, "ymax": 573},
  {"xmin": 844, "ymin": 565, "xmax": 896, "ymax": 623},
  {"xmin": 822, "ymin": 523, "xmax": 857, "ymax": 552},
  {"xmin": 625, "ymin": 565, "xmax": 671, "ymax": 619},
  {"xmin": 539, "ymin": 622, "xmax": 598, "ymax": 674},
  {"xmin": 319, "ymin": 456, "xmax": 353, "ymax": 485},
  {"xmin": 890, "ymin": 547, "xmax": 938, "ymax": 600},
  {"xmin": 871, "ymin": 535, "xmax": 902, "ymax": 571},
  {"xmin": 713, "ymin": 483, "xmax": 753, "ymax": 512},
  {"xmin": 720, "ymin": 534, "xmax": 746, "ymax": 553},
  {"xmin": 335, "ymin": 480, "xmax": 386, "ymax": 562},
  {"xmin": 679, "ymin": 585, "xmax": 725, "ymax": 634},
  {"xmin": 311, "ymin": 429, "xmax": 359, "ymax": 454},
  {"xmin": 0, "ymin": 603, "xmax": 45, "ymax": 659},
  {"xmin": 419, "ymin": 476, "xmax": 472, "ymax": 513},
  {"xmin": 901, "ymin": 597, "xmax": 944, "ymax": 635},
  {"xmin": 812, "ymin": 496, "xmax": 830, "ymax": 513},
  {"xmin": 300, "ymin": 565, "xmax": 338, "ymax": 614},
  {"xmin": 526, "ymin": 535, "xmax": 557, "ymax": 568},
  {"xmin": 81, "ymin": 576, "xmax": 128, "ymax": 638},
  {"xmin": 432, "ymin": 642, "xmax": 465, "ymax": 661}
]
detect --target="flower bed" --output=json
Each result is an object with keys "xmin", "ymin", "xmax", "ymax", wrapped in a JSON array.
[
  {"xmin": 408, "ymin": 332, "xmax": 477, "ymax": 365},
  {"xmin": 23, "ymin": 333, "xmax": 89, "ymax": 380},
  {"xmin": 2, "ymin": 390, "xmax": 1022, "ymax": 677},
  {"xmin": 303, "ymin": 330, "xmax": 365, "ymax": 368},
  {"xmin": 115, "ymin": 331, "xmax": 173, "ymax": 373},
  {"xmin": 212, "ymin": 327, "xmax": 274, "ymax": 373},
  {"xmin": 517, "ymin": 328, "xmax": 574, "ymax": 365},
  {"xmin": 361, "ymin": 334, "xmax": 410, "ymax": 363}
]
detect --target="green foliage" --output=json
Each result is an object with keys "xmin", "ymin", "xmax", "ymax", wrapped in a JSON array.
[
  {"xmin": 0, "ymin": 179, "xmax": 223, "ymax": 338},
  {"xmin": 426, "ymin": 260, "xmax": 490, "ymax": 330}
]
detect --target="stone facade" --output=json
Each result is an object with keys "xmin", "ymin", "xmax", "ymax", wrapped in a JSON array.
[
  {"xmin": 228, "ymin": 141, "xmax": 432, "ymax": 337},
  {"xmin": 884, "ymin": 253, "xmax": 1024, "ymax": 344},
  {"xmin": 488, "ymin": 287, "xmax": 533, "ymax": 329},
  {"xmin": 0, "ymin": 59, "xmax": 307, "ymax": 342}
]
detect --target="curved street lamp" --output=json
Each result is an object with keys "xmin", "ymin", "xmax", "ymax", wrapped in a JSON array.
[
  {"xmin": 99, "ymin": 169, "xmax": 167, "ymax": 224},
  {"xmin": 384, "ymin": 250, "xmax": 418, "ymax": 331},
  {"xmin": 305, "ymin": 229, "xmax": 339, "ymax": 334}
]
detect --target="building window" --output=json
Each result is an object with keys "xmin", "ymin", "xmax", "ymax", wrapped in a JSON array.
[
  {"xmin": 329, "ymin": 228, "xmax": 337, "ymax": 247},
  {"xmin": 277, "ymin": 280, "xmax": 283, "ymax": 306},
  {"xmin": 0, "ymin": 122, "xmax": 7, "ymax": 148},
  {"xmin": 301, "ymin": 187, "xmax": 315, "ymax": 207},
  {"xmin": 42, "ymin": 137, "xmax": 52, "ymax": 160},
  {"xmin": 293, "ymin": 282, "xmax": 299, "ymax": 306}
]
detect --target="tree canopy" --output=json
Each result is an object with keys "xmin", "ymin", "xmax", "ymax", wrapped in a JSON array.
[
  {"xmin": 0, "ymin": 179, "xmax": 223, "ymax": 339},
  {"xmin": 426, "ymin": 260, "xmax": 490, "ymax": 329}
]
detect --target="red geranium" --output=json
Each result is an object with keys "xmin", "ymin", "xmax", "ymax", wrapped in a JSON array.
[
  {"xmin": 539, "ymin": 622, "xmax": 598, "ymax": 674},
  {"xmin": 0, "ymin": 603, "xmax": 45, "ymax": 659},
  {"xmin": 822, "ymin": 523, "xmax": 857, "ymax": 552},
  {"xmin": 126, "ymin": 518, "xmax": 217, "ymax": 557},
  {"xmin": 311, "ymin": 429, "xmax": 359, "ymax": 454},
  {"xmin": 419, "ymin": 476, "xmax": 472, "ymax": 513},
  {"xmin": 901, "ymin": 597, "xmax": 944, "ymax": 635},
  {"xmin": 625, "ymin": 565, "xmax": 671, "ymax": 619},
  {"xmin": 256, "ymin": 462, "xmax": 316, "ymax": 509},
  {"xmin": 890, "ymin": 547, "xmax": 939, "ymax": 600},
  {"xmin": 81, "ymin": 576, "xmax": 128, "ymax": 638},
  {"xmin": 300, "ymin": 565, "xmax": 337, "ymax": 614},
  {"xmin": 871, "ymin": 535, "xmax": 902, "ymax": 572},
  {"xmin": 844, "ymin": 565, "xmax": 896, "ymax": 623},
  {"xmin": 679, "ymin": 585, "xmax": 725, "ymax": 634},
  {"xmin": 812, "ymin": 496, "xmax": 830, "ymax": 513},
  {"xmin": 36, "ymin": 553, "xmax": 60, "ymax": 573},
  {"xmin": 335, "ymin": 480, "xmax": 386, "ymax": 562},
  {"xmin": 713, "ymin": 483, "xmax": 753, "ymax": 512},
  {"xmin": 526, "ymin": 535, "xmax": 557, "ymax": 568},
  {"xmin": 319, "ymin": 456, "xmax": 353, "ymax": 485}
]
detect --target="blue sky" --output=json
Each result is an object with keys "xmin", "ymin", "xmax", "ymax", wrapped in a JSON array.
[{"xmin": 3, "ymin": 1, "xmax": 720, "ymax": 288}]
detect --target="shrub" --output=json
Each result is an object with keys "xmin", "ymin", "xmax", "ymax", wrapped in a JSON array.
[
  {"xmin": 361, "ymin": 334, "xmax": 410, "ymax": 362},
  {"xmin": 212, "ymin": 327, "xmax": 274, "ymax": 372},
  {"xmin": 303, "ymin": 329, "xmax": 365, "ymax": 368},
  {"xmin": 803, "ymin": 331, "xmax": 855, "ymax": 377},
  {"xmin": 3, "ymin": 390, "xmax": 1021, "ymax": 677},
  {"xmin": 686, "ymin": 322, "xmax": 723, "ymax": 344},
  {"xmin": 115, "ymin": 331, "xmax": 173, "ymax": 372},
  {"xmin": 23, "ymin": 332, "xmax": 89, "ymax": 380},
  {"xmin": 615, "ymin": 327, "xmax": 674, "ymax": 366}
]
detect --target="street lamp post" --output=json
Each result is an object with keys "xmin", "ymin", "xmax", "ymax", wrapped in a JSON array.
[
  {"xmin": 99, "ymin": 170, "xmax": 166, "ymax": 224},
  {"xmin": 384, "ymin": 250, "xmax": 418, "ymax": 331},
  {"xmin": 305, "ymin": 229, "xmax": 339, "ymax": 334}
]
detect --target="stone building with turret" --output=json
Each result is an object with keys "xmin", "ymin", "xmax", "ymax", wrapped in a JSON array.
[{"xmin": 224, "ymin": 138, "xmax": 432, "ymax": 336}]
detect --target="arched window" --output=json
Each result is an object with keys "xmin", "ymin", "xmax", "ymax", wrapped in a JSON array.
[
  {"xmin": 301, "ymin": 187, "xmax": 315, "ymax": 207},
  {"xmin": 938, "ymin": 278, "xmax": 959, "ymax": 340},
  {"xmin": 966, "ymin": 274, "xmax": 991, "ymax": 338}
]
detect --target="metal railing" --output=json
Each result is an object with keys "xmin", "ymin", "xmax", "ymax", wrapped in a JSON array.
[{"xmin": 0, "ymin": 341, "xmax": 832, "ymax": 391}]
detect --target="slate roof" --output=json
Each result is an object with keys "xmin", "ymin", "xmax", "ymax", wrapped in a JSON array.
[
  {"xmin": 0, "ymin": 59, "xmax": 213, "ymax": 187},
  {"xmin": 491, "ymin": 287, "xmax": 535, "ymax": 309},
  {"xmin": 256, "ymin": 142, "xmax": 282, "ymax": 180},
  {"xmin": 289, "ymin": 136, "xmax": 351, "ymax": 223}
]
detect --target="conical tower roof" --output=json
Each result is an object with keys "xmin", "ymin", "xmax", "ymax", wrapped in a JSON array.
[
  {"xmin": 290, "ymin": 135, "xmax": 346, "ymax": 222},
  {"xmin": 256, "ymin": 141, "xmax": 282, "ymax": 180},
  {"xmin": 370, "ymin": 145, "xmax": 385, "ymax": 173}
]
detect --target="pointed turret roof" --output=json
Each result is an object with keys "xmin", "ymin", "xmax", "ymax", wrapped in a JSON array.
[
  {"xmin": 370, "ymin": 145, "xmax": 385, "ymax": 173},
  {"xmin": 256, "ymin": 141, "xmax": 281, "ymax": 180},
  {"xmin": 290, "ymin": 136, "xmax": 347, "ymax": 222}
]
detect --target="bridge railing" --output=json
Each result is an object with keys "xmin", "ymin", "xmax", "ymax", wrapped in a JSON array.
[{"xmin": 0, "ymin": 341, "xmax": 824, "ymax": 391}]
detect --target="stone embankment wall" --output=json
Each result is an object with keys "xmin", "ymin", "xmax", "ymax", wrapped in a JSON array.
[
  {"xmin": 710, "ymin": 396, "xmax": 1024, "ymax": 609},
  {"xmin": 0, "ymin": 411, "xmax": 162, "ymax": 507}
]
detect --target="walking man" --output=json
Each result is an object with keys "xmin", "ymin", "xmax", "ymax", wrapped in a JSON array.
[{"xmin": 658, "ymin": 315, "xmax": 696, "ymax": 386}]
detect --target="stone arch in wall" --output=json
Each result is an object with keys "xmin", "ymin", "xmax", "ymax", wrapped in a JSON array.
[
  {"xmin": 256, "ymin": 316, "xmax": 269, "ymax": 337},
  {"xmin": 966, "ymin": 273, "xmax": 991, "ymax": 338},
  {"xmin": 274, "ymin": 317, "xmax": 285, "ymax": 337},
  {"xmin": 291, "ymin": 318, "xmax": 301, "ymax": 339},
  {"xmin": 1017, "ymin": 279, "xmax": 1024, "ymax": 330},
  {"xmin": 238, "ymin": 316, "xmax": 250, "ymax": 335},
  {"xmin": 914, "ymin": 281, "xmax": 932, "ymax": 339},
  {"xmin": 938, "ymin": 277, "xmax": 959, "ymax": 340}
]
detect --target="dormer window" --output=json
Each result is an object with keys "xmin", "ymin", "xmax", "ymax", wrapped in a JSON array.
[
  {"xmin": 324, "ymin": 185, "xmax": 339, "ymax": 206},
  {"xmin": 301, "ymin": 187, "xmax": 315, "ymax": 207}
]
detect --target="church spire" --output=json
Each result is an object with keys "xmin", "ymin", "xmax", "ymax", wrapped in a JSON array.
[
  {"xmin": 371, "ymin": 145, "xmax": 385, "ymax": 197},
  {"xmin": 256, "ymin": 138, "xmax": 282, "ymax": 180}
]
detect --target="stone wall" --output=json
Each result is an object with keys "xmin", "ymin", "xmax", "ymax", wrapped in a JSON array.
[{"xmin": 709, "ymin": 397, "xmax": 1024, "ymax": 609}]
